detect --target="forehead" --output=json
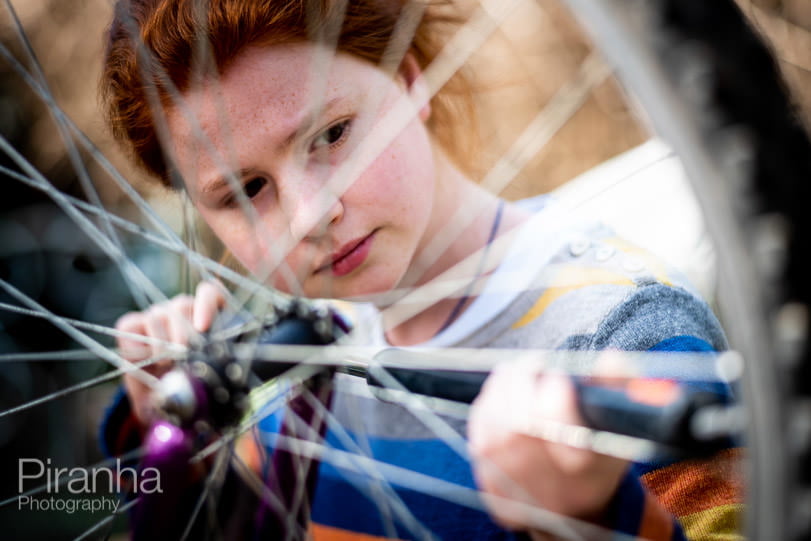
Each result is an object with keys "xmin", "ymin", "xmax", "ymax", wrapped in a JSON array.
[
  {"xmin": 168, "ymin": 44, "xmax": 319, "ymax": 142},
  {"xmin": 164, "ymin": 43, "xmax": 391, "ymax": 196},
  {"xmin": 167, "ymin": 43, "xmax": 389, "ymax": 142},
  {"xmin": 166, "ymin": 44, "xmax": 395, "ymax": 186}
]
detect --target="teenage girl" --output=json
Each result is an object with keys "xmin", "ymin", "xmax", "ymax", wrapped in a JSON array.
[{"xmin": 101, "ymin": 1, "xmax": 740, "ymax": 539}]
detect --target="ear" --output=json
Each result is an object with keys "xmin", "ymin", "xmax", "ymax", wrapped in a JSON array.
[{"xmin": 398, "ymin": 52, "xmax": 431, "ymax": 122}]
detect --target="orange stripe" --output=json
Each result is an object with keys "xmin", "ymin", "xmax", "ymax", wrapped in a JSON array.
[
  {"xmin": 311, "ymin": 523, "xmax": 402, "ymax": 541},
  {"xmin": 641, "ymin": 448, "xmax": 744, "ymax": 517},
  {"xmin": 235, "ymin": 431, "xmax": 265, "ymax": 473}
]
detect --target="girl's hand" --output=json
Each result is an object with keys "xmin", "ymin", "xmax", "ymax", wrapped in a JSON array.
[
  {"xmin": 467, "ymin": 362, "xmax": 628, "ymax": 533},
  {"xmin": 115, "ymin": 281, "xmax": 226, "ymax": 425}
]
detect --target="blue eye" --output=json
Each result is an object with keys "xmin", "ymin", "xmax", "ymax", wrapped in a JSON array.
[{"xmin": 312, "ymin": 119, "xmax": 351, "ymax": 151}]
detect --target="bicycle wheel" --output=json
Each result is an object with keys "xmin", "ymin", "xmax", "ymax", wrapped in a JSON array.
[
  {"xmin": 561, "ymin": 2, "xmax": 811, "ymax": 538},
  {"xmin": 0, "ymin": 0, "xmax": 808, "ymax": 540}
]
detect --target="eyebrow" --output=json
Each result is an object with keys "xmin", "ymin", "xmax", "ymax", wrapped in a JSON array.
[
  {"xmin": 281, "ymin": 96, "xmax": 344, "ymax": 147},
  {"xmin": 200, "ymin": 97, "xmax": 344, "ymax": 195},
  {"xmin": 201, "ymin": 167, "xmax": 260, "ymax": 195}
]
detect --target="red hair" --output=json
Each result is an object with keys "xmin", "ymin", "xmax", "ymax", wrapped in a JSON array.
[{"xmin": 101, "ymin": 0, "xmax": 477, "ymax": 187}]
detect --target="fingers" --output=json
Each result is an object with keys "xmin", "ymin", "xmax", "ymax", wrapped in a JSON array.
[
  {"xmin": 166, "ymin": 295, "xmax": 195, "ymax": 345},
  {"xmin": 114, "ymin": 280, "xmax": 228, "ymax": 425},
  {"xmin": 468, "ymin": 360, "xmax": 629, "ymax": 529},
  {"xmin": 115, "ymin": 311, "xmax": 152, "ymax": 363},
  {"xmin": 468, "ymin": 362, "xmax": 545, "ymax": 530},
  {"xmin": 123, "ymin": 370, "xmax": 158, "ymax": 426},
  {"xmin": 114, "ymin": 280, "xmax": 226, "ymax": 363},
  {"xmin": 117, "ymin": 296, "xmax": 194, "ymax": 371},
  {"xmin": 193, "ymin": 280, "xmax": 227, "ymax": 332}
]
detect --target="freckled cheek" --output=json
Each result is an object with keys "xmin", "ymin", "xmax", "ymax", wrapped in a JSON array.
[
  {"xmin": 363, "ymin": 135, "xmax": 432, "ymax": 208},
  {"xmin": 361, "ymin": 154, "xmax": 405, "ymax": 201},
  {"xmin": 223, "ymin": 229, "xmax": 313, "ymax": 292},
  {"xmin": 371, "ymin": 141, "xmax": 433, "ymax": 226},
  {"xmin": 205, "ymin": 218, "xmax": 263, "ymax": 272}
]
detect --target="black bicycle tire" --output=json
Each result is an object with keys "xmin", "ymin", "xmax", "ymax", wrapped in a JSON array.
[{"xmin": 560, "ymin": 0, "xmax": 811, "ymax": 538}]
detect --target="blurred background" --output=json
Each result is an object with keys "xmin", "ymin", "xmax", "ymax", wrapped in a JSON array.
[{"xmin": 0, "ymin": 0, "xmax": 808, "ymax": 537}]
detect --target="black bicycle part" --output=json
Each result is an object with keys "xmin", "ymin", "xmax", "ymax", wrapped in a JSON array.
[
  {"xmin": 179, "ymin": 302, "xmax": 349, "ymax": 430},
  {"xmin": 365, "ymin": 356, "xmax": 733, "ymax": 458},
  {"xmin": 130, "ymin": 302, "xmax": 349, "ymax": 540}
]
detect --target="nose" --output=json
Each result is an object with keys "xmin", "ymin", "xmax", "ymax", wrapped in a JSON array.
[{"xmin": 284, "ymin": 176, "xmax": 344, "ymax": 242}]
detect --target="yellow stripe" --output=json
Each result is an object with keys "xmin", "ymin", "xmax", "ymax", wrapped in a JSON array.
[
  {"xmin": 512, "ymin": 267, "xmax": 634, "ymax": 329},
  {"xmin": 678, "ymin": 503, "xmax": 744, "ymax": 541},
  {"xmin": 603, "ymin": 236, "xmax": 673, "ymax": 286}
]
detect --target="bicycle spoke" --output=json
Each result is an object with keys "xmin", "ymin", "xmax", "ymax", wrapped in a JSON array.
[
  {"xmin": 187, "ymin": 368, "xmax": 435, "ymax": 539},
  {"xmin": 358, "ymin": 381, "xmax": 673, "ymax": 462},
  {"xmin": 0, "ymin": 349, "xmax": 107, "ymax": 362},
  {"xmin": 260, "ymin": 430, "xmax": 637, "ymax": 540},
  {"xmin": 240, "ymin": 344, "xmax": 741, "ymax": 382},
  {"xmin": 283, "ymin": 386, "xmax": 440, "ymax": 540},
  {"xmin": 2, "ymin": 160, "xmax": 295, "ymax": 314},
  {"xmin": 363, "ymin": 362, "xmax": 470, "ymax": 458},
  {"xmin": 217, "ymin": 376, "xmax": 441, "ymax": 540},
  {"xmin": 0, "ymin": 39, "xmax": 180, "ymax": 253},
  {"xmin": 229, "ymin": 452, "xmax": 306, "ymax": 539},
  {"xmin": 396, "ymin": 53, "xmax": 611, "ymax": 308},
  {"xmin": 112, "ymin": 6, "xmax": 308, "ymax": 304},
  {"xmin": 0, "ymin": 134, "xmax": 170, "ymax": 307},
  {"xmin": 178, "ymin": 442, "xmax": 233, "ymax": 541},
  {"xmin": 1, "ymin": 0, "xmax": 138, "ymax": 304},
  {"xmin": 1, "ymin": 163, "xmax": 205, "ymax": 269},
  {"xmin": 1, "ymin": 7, "xmax": 290, "ymax": 323},
  {"xmin": 0, "ymin": 356, "xmax": 163, "ymax": 420},
  {"xmin": 0, "ymin": 301, "xmax": 184, "ymax": 350},
  {"xmin": 1, "ymin": 156, "xmax": 271, "ymax": 347},
  {"xmin": 0, "ymin": 48, "xmax": 245, "ymax": 300},
  {"xmin": 558, "ymin": 146, "xmax": 677, "ymax": 213},
  {"xmin": 72, "ymin": 498, "xmax": 138, "ymax": 541},
  {"xmin": 216, "ymin": 0, "xmax": 530, "ymax": 287},
  {"xmin": 0, "ymin": 0, "xmax": 766, "ymax": 539},
  {"xmin": 0, "ymin": 277, "xmax": 160, "ymax": 389}
]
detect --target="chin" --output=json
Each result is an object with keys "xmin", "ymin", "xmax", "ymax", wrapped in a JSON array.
[{"xmin": 318, "ymin": 273, "xmax": 401, "ymax": 304}]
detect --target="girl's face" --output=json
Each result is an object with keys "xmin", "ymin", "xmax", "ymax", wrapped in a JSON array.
[{"xmin": 167, "ymin": 43, "xmax": 437, "ymax": 299}]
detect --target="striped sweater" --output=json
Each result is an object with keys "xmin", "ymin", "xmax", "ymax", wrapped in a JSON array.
[
  {"xmin": 102, "ymin": 201, "xmax": 743, "ymax": 539},
  {"xmin": 256, "ymin": 205, "xmax": 742, "ymax": 540}
]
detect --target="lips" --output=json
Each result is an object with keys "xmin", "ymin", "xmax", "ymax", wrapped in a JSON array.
[{"xmin": 318, "ymin": 230, "xmax": 376, "ymax": 277}]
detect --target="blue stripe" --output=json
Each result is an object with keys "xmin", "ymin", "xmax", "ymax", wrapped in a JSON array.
[
  {"xmin": 633, "ymin": 335, "xmax": 736, "ymax": 476},
  {"xmin": 672, "ymin": 520, "xmax": 688, "ymax": 541},
  {"xmin": 649, "ymin": 335, "xmax": 714, "ymax": 352},
  {"xmin": 648, "ymin": 334, "xmax": 732, "ymax": 398},
  {"xmin": 310, "ymin": 435, "xmax": 515, "ymax": 539},
  {"xmin": 259, "ymin": 408, "xmax": 517, "ymax": 539},
  {"xmin": 602, "ymin": 470, "xmax": 646, "ymax": 535}
]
